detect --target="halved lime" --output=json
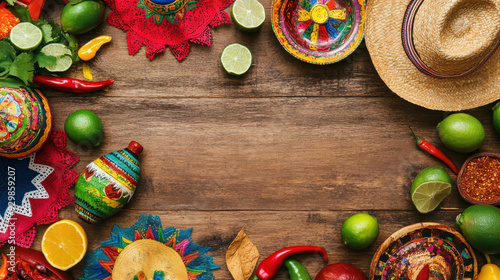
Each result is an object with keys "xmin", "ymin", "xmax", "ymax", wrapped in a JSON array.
[
  {"xmin": 410, "ymin": 166, "xmax": 452, "ymax": 214},
  {"xmin": 231, "ymin": 0, "xmax": 265, "ymax": 32},
  {"xmin": 9, "ymin": 22, "xmax": 43, "ymax": 51},
  {"xmin": 40, "ymin": 43, "xmax": 73, "ymax": 72},
  {"xmin": 221, "ymin": 43, "xmax": 252, "ymax": 75},
  {"xmin": 411, "ymin": 181, "xmax": 452, "ymax": 213}
]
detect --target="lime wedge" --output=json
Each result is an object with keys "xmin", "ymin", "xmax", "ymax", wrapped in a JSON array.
[
  {"xmin": 9, "ymin": 22, "xmax": 43, "ymax": 51},
  {"xmin": 411, "ymin": 181, "xmax": 452, "ymax": 213},
  {"xmin": 221, "ymin": 43, "xmax": 252, "ymax": 75},
  {"xmin": 40, "ymin": 43, "xmax": 73, "ymax": 72},
  {"xmin": 231, "ymin": 0, "xmax": 265, "ymax": 32}
]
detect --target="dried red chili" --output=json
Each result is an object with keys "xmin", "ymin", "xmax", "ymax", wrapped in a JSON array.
[
  {"xmin": 0, "ymin": 6, "xmax": 20, "ymax": 40},
  {"xmin": 461, "ymin": 156, "xmax": 500, "ymax": 202}
]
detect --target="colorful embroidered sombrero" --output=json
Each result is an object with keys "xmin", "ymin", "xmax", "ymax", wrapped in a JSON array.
[
  {"xmin": 0, "ymin": 87, "xmax": 52, "ymax": 158},
  {"xmin": 366, "ymin": 0, "xmax": 500, "ymax": 111},
  {"xmin": 80, "ymin": 214, "xmax": 220, "ymax": 280},
  {"xmin": 272, "ymin": 0, "xmax": 365, "ymax": 65}
]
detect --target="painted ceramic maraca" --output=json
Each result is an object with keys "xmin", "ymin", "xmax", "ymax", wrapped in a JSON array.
[{"xmin": 75, "ymin": 141, "xmax": 143, "ymax": 223}]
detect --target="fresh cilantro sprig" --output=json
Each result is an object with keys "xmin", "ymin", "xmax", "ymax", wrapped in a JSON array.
[{"xmin": 0, "ymin": 6, "xmax": 79, "ymax": 88}]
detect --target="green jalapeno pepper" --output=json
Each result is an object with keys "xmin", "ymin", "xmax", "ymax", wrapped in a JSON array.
[{"xmin": 284, "ymin": 259, "xmax": 311, "ymax": 280}]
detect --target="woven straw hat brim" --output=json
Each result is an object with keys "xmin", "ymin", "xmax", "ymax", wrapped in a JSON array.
[{"xmin": 366, "ymin": 0, "xmax": 500, "ymax": 111}]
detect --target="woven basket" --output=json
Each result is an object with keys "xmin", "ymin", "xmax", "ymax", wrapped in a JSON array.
[{"xmin": 369, "ymin": 223, "xmax": 477, "ymax": 280}]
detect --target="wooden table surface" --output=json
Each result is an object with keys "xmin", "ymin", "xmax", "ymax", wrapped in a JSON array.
[{"xmin": 17, "ymin": 0, "xmax": 500, "ymax": 278}]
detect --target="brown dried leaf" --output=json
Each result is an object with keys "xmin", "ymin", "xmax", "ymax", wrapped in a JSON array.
[{"xmin": 226, "ymin": 228, "xmax": 260, "ymax": 280}]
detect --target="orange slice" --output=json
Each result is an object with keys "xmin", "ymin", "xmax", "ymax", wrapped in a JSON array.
[{"xmin": 41, "ymin": 219, "xmax": 88, "ymax": 271}]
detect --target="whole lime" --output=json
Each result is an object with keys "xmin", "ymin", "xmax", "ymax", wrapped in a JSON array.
[
  {"xmin": 493, "ymin": 102, "xmax": 500, "ymax": 135},
  {"xmin": 456, "ymin": 204, "xmax": 500, "ymax": 254},
  {"xmin": 437, "ymin": 113, "xmax": 485, "ymax": 153},
  {"xmin": 65, "ymin": 110, "xmax": 104, "ymax": 147},
  {"xmin": 60, "ymin": 0, "xmax": 105, "ymax": 34},
  {"xmin": 341, "ymin": 213, "xmax": 379, "ymax": 250},
  {"xmin": 410, "ymin": 166, "xmax": 451, "ymax": 213}
]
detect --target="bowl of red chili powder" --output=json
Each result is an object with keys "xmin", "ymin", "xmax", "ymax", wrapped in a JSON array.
[{"xmin": 457, "ymin": 153, "xmax": 500, "ymax": 205}]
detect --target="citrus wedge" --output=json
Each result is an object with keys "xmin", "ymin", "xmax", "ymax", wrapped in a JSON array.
[
  {"xmin": 221, "ymin": 43, "xmax": 252, "ymax": 75},
  {"xmin": 411, "ymin": 181, "xmax": 452, "ymax": 214},
  {"xmin": 231, "ymin": 0, "xmax": 266, "ymax": 32},
  {"xmin": 9, "ymin": 22, "xmax": 43, "ymax": 50},
  {"xmin": 40, "ymin": 43, "xmax": 73, "ymax": 72},
  {"xmin": 42, "ymin": 219, "xmax": 88, "ymax": 271}
]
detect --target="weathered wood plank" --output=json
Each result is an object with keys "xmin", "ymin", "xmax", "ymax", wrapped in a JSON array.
[
  {"xmin": 46, "ymin": 96, "xmax": 500, "ymax": 211},
  {"xmin": 22, "ymin": 209, "xmax": 497, "ymax": 279}
]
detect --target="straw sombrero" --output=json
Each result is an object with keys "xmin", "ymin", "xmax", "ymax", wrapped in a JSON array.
[{"xmin": 366, "ymin": 0, "xmax": 500, "ymax": 111}]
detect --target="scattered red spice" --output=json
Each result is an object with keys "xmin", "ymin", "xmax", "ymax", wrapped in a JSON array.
[
  {"xmin": 0, "ymin": 7, "xmax": 20, "ymax": 40},
  {"xmin": 461, "ymin": 156, "xmax": 500, "ymax": 202}
]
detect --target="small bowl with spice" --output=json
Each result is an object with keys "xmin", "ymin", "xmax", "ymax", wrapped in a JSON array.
[{"xmin": 457, "ymin": 153, "xmax": 500, "ymax": 205}]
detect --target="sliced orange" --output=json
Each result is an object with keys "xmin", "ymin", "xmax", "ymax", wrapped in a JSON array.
[{"xmin": 41, "ymin": 219, "xmax": 88, "ymax": 271}]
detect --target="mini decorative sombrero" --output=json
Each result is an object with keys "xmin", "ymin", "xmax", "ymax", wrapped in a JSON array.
[
  {"xmin": 370, "ymin": 223, "xmax": 477, "ymax": 280},
  {"xmin": 0, "ymin": 87, "xmax": 52, "ymax": 158},
  {"xmin": 272, "ymin": 0, "xmax": 365, "ymax": 64},
  {"xmin": 80, "ymin": 214, "xmax": 220, "ymax": 280},
  {"xmin": 366, "ymin": 0, "xmax": 500, "ymax": 111}
]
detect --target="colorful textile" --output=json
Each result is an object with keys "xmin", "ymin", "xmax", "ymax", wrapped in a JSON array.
[
  {"xmin": 0, "ymin": 130, "xmax": 79, "ymax": 248},
  {"xmin": 104, "ymin": 0, "xmax": 234, "ymax": 60},
  {"xmin": 80, "ymin": 214, "xmax": 220, "ymax": 280}
]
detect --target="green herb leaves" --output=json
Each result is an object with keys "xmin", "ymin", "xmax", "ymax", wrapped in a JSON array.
[
  {"xmin": 0, "ymin": 41, "xmax": 34, "ymax": 88},
  {"xmin": 0, "ymin": 6, "xmax": 78, "ymax": 88},
  {"xmin": 10, "ymin": 53, "xmax": 35, "ymax": 85}
]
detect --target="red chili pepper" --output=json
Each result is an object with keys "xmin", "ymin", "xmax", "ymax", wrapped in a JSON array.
[
  {"xmin": 256, "ymin": 246, "xmax": 328, "ymax": 280},
  {"xmin": 33, "ymin": 75, "xmax": 114, "ymax": 93},
  {"xmin": 409, "ymin": 127, "xmax": 458, "ymax": 174},
  {"xmin": 11, "ymin": 248, "xmax": 73, "ymax": 280},
  {"xmin": 0, "ymin": 254, "xmax": 8, "ymax": 280}
]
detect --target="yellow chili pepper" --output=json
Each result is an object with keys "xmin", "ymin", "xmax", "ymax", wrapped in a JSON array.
[
  {"xmin": 478, "ymin": 264, "xmax": 500, "ymax": 280},
  {"xmin": 78, "ymin": 35, "xmax": 112, "ymax": 61}
]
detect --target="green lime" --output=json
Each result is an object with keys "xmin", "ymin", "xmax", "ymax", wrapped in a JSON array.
[
  {"xmin": 65, "ymin": 110, "xmax": 104, "ymax": 147},
  {"xmin": 410, "ymin": 166, "xmax": 451, "ymax": 214},
  {"xmin": 60, "ymin": 0, "xmax": 105, "ymax": 34},
  {"xmin": 456, "ymin": 204, "xmax": 500, "ymax": 254},
  {"xmin": 341, "ymin": 213, "xmax": 379, "ymax": 250},
  {"xmin": 437, "ymin": 113, "xmax": 485, "ymax": 153},
  {"xmin": 221, "ymin": 43, "xmax": 252, "ymax": 75},
  {"xmin": 40, "ymin": 43, "xmax": 73, "ymax": 72},
  {"xmin": 231, "ymin": 0, "xmax": 266, "ymax": 32},
  {"xmin": 9, "ymin": 22, "xmax": 43, "ymax": 50},
  {"xmin": 493, "ymin": 102, "xmax": 500, "ymax": 135}
]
